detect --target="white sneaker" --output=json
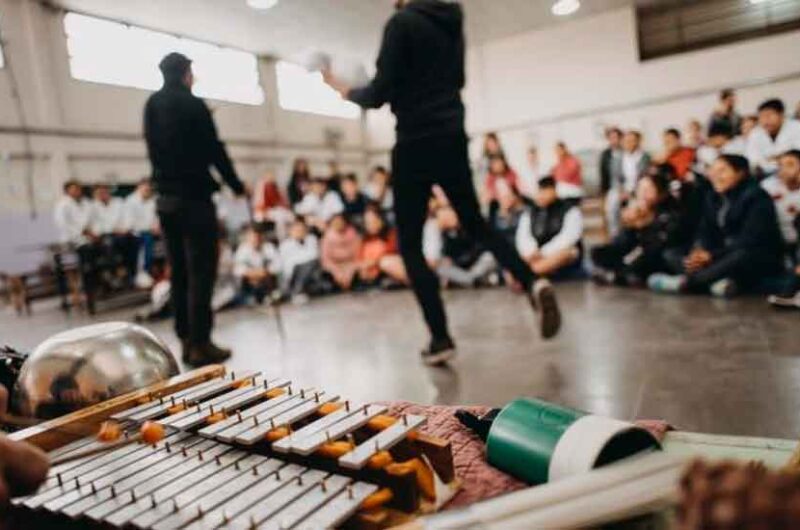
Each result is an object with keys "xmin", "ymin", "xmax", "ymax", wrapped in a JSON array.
[
  {"xmin": 291, "ymin": 294, "xmax": 310, "ymax": 306},
  {"xmin": 768, "ymin": 292, "xmax": 800, "ymax": 309},
  {"xmin": 134, "ymin": 271, "xmax": 154, "ymax": 289},
  {"xmin": 529, "ymin": 279, "xmax": 561, "ymax": 339}
]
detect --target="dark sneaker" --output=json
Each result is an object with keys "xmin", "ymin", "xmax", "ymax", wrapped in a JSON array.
[
  {"xmin": 530, "ymin": 279, "xmax": 561, "ymax": 339},
  {"xmin": 421, "ymin": 337, "xmax": 457, "ymax": 366},
  {"xmin": 185, "ymin": 342, "xmax": 232, "ymax": 367}
]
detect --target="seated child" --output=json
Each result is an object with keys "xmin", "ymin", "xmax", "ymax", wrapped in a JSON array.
[
  {"xmin": 278, "ymin": 217, "xmax": 322, "ymax": 304},
  {"xmin": 427, "ymin": 205, "xmax": 497, "ymax": 288},
  {"xmin": 358, "ymin": 205, "xmax": 398, "ymax": 285},
  {"xmin": 490, "ymin": 179, "xmax": 525, "ymax": 247},
  {"xmin": 591, "ymin": 166, "xmax": 683, "ymax": 286},
  {"xmin": 321, "ymin": 214, "xmax": 362, "ymax": 290},
  {"xmin": 233, "ymin": 225, "xmax": 280, "ymax": 304},
  {"xmin": 294, "ymin": 177, "xmax": 344, "ymax": 233},
  {"xmin": 765, "ymin": 150, "xmax": 800, "ymax": 308},
  {"xmin": 340, "ymin": 173, "xmax": 370, "ymax": 226},
  {"xmin": 649, "ymin": 154, "xmax": 784, "ymax": 297},
  {"xmin": 515, "ymin": 176, "xmax": 583, "ymax": 277}
]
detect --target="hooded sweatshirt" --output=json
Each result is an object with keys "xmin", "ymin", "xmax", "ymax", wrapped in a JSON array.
[
  {"xmin": 144, "ymin": 77, "xmax": 245, "ymax": 202},
  {"xmin": 348, "ymin": 0, "xmax": 465, "ymax": 142}
]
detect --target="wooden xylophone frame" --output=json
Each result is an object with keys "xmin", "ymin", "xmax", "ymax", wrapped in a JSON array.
[{"xmin": 7, "ymin": 365, "xmax": 458, "ymax": 530}]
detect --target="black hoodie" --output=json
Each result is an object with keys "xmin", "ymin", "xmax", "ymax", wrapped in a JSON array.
[
  {"xmin": 144, "ymin": 79, "xmax": 245, "ymax": 202},
  {"xmin": 348, "ymin": 0, "xmax": 465, "ymax": 142}
]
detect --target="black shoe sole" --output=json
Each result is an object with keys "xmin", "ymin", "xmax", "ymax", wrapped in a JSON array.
[
  {"xmin": 422, "ymin": 348, "xmax": 456, "ymax": 366},
  {"xmin": 537, "ymin": 285, "xmax": 562, "ymax": 340}
]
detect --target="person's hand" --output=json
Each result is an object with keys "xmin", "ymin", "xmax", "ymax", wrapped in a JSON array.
[
  {"xmin": 684, "ymin": 248, "xmax": 712, "ymax": 273},
  {"xmin": 321, "ymin": 68, "xmax": 351, "ymax": 99},
  {"xmin": 0, "ymin": 386, "xmax": 50, "ymax": 507}
]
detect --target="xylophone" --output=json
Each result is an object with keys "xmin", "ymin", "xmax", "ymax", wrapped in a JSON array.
[{"xmin": 8, "ymin": 365, "xmax": 458, "ymax": 529}]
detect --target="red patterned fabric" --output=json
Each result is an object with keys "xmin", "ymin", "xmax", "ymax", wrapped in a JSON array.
[{"xmin": 378, "ymin": 401, "xmax": 672, "ymax": 509}]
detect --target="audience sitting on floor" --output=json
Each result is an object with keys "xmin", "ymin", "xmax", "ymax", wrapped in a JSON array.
[
  {"xmin": 655, "ymin": 128, "xmax": 696, "ymax": 181},
  {"xmin": 358, "ymin": 205, "xmax": 400, "ymax": 286},
  {"xmin": 54, "ymin": 180, "xmax": 92, "ymax": 245},
  {"xmin": 294, "ymin": 177, "xmax": 345, "ymax": 233},
  {"xmin": 592, "ymin": 165, "xmax": 684, "ymax": 287},
  {"xmin": 287, "ymin": 157, "xmax": 312, "ymax": 207},
  {"xmin": 551, "ymin": 141, "xmax": 583, "ymax": 200},
  {"xmin": 89, "ymin": 184, "xmax": 139, "ymax": 287},
  {"xmin": 340, "ymin": 173, "xmax": 370, "ymax": 225},
  {"xmin": 686, "ymin": 119, "xmax": 705, "ymax": 149},
  {"xmin": 696, "ymin": 122, "xmax": 746, "ymax": 174},
  {"xmin": 252, "ymin": 170, "xmax": 293, "ymax": 240},
  {"xmin": 605, "ymin": 130, "xmax": 651, "ymax": 237},
  {"xmin": 516, "ymin": 176, "xmax": 584, "ymax": 278},
  {"xmin": 277, "ymin": 217, "xmax": 322, "ymax": 304},
  {"xmin": 424, "ymin": 204, "xmax": 497, "ymax": 288},
  {"xmin": 321, "ymin": 213, "xmax": 362, "ymax": 291},
  {"xmin": 490, "ymin": 179, "xmax": 526, "ymax": 248},
  {"xmin": 747, "ymin": 98, "xmax": 800, "ymax": 180},
  {"xmin": 124, "ymin": 178, "xmax": 159, "ymax": 288},
  {"xmin": 40, "ymin": 93, "xmax": 800, "ymax": 320},
  {"xmin": 233, "ymin": 225, "xmax": 280, "ymax": 305},
  {"xmin": 761, "ymin": 150, "xmax": 800, "ymax": 257},
  {"xmin": 521, "ymin": 146, "xmax": 541, "ymax": 199},
  {"xmin": 708, "ymin": 89, "xmax": 741, "ymax": 138},
  {"xmin": 600, "ymin": 127, "xmax": 623, "ymax": 206},
  {"xmin": 648, "ymin": 154, "xmax": 784, "ymax": 298},
  {"xmin": 483, "ymin": 154, "xmax": 519, "ymax": 215},
  {"xmin": 365, "ymin": 165, "xmax": 394, "ymax": 218},
  {"xmin": 476, "ymin": 131, "xmax": 505, "ymax": 179}
]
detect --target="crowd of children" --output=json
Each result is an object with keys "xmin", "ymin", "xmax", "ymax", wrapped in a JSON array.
[{"xmin": 54, "ymin": 91, "xmax": 800, "ymax": 317}]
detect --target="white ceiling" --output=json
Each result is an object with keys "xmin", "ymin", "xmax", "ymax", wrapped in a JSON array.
[{"xmin": 52, "ymin": 0, "xmax": 640, "ymax": 63}]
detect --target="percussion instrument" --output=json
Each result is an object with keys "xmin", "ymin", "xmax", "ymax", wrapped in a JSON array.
[
  {"xmin": 13, "ymin": 322, "xmax": 179, "ymax": 419},
  {"xmin": 8, "ymin": 365, "xmax": 457, "ymax": 529}
]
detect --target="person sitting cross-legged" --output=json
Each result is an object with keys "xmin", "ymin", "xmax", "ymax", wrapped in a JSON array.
[
  {"xmin": 233, "ymin": 225, "xmax": 280, "ymax": 305},
  {"xmin": 278, "ymin": 217, "xmax": 323, "ymax": 305},
  {"xmin": 591, "ymin": 165, "xmax": 684, "ymax": 287},
  {"xmin": 515, "ymin": 176, "xmax": 584, "ymax": 278},
  {"xmin": 766, "ymin": 150, "xmax": 800, "ymax": 309},
  {"xmin": 321, "ymin": 213, "xmax": 362, "ymax": 291},
  {"xmin": 425, "ymin": 205, "xmax": 498, "ymax": 288},
  {"xmin": 649, "ymin": 154, "xmax": 784, "ymax": 298}
]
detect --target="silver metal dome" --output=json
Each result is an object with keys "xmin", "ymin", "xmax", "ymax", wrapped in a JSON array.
[{"xmin": 13, "ymin": 322, "xmax": 179, "ymax": 419}]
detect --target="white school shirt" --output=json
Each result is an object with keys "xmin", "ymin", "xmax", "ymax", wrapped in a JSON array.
[
  {"xmin": 515, "ymin": 206, "xmax": 583, "ymax": 259},
  {"xmin": 294, "ymin": 191, "xmax": 344, "ymax": 222},
  {"xmin": 124, "ymin": 193, "xmax": 158, "ymax": 232},
  {"xmin": 53, "ymin": 196, "xmax": 91, "ymax": 244},
  {"xmin": 278, "ymin": 235, "xmax": 319, "ymax": 279},
  {"xmin": 746, "ymin": 120, "xmax": 800, "ymax": 176},
  {"xmin": 761, "ymin": 176, "xmax": 800, "ymax": 244},
  {"xmin": 89, "ymin": 198, "xmax": 125, "ymax": 235},
  {"xmin": 621, "ymin": 150, "xmax": 645, "ymax": 193},
  {"xmin": 233, "ymin": 242, "xmax": 281, "ymax": 279}
]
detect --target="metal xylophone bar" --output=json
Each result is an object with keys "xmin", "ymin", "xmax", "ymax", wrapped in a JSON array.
[
  {"xmin": 115, "ymin": 371, "xmax": 261, "ymax": 423},
  {"xmin": 225, "ymin": 392, "xmax": 340, "ymax": 446},
  {"xmin": 23, "ymin": 432, "xmax": 381, "ymax": 529},
  {"xmin": 197, "ymin": 388, "xmax": 314, "ymax": 440}
]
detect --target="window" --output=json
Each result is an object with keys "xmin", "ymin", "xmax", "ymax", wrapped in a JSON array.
[
  {"xmin": 637, "ymin": 0, "xmax": 800, "ymax": 60},
  {"xmin": 276, "ymin": 60, "xmax": 360, "ymax": 119},
  {"xmin": 63, "ymin": 13, "xmax": 264, "ymax": 105}
]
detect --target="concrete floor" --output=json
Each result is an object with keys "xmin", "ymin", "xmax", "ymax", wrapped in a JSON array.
[{"xmin": 2, "ymin": 282, "xmax": 799, "ymax": 439}]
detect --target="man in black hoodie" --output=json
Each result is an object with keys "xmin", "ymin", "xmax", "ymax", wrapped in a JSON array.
[
  {"xmin": 324, "ymin": 0, "xmax": 561, "ymax": 365},
  {"xmin": 144, "ymin": 52, "xmax": 247, "ymax": 367}
]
